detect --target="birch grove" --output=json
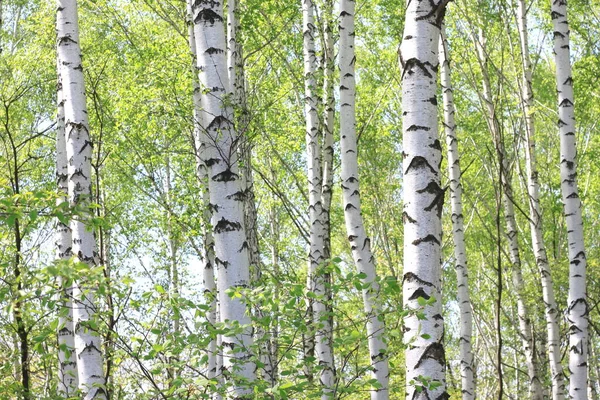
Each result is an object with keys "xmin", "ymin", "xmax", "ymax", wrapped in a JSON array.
[
  {"xmin": 1, "ymin": 0, "xmax": 600, "ymax": 398},
  {"xmin": 516, "ymin": 1, "xmax": 564, "ymax": 397}
]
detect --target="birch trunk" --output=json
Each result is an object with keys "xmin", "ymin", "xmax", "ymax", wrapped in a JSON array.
[
  {"xmin": 321, "ymin": 0, "xmax": 334, "ymax": 263},
  {"xmin": 187, "ymin": 0, "xmax": 221, "ymax": 391},
  {"xmin": 516, "ymin": 2, "xmax": 564, "ymax": 397},
  {"xmin": 269, "ymin": 197, "xmax": 280, "ymax": 385},
  {"xmin": 227, "ymin": 0, "xmax": 260, "ymax": 278},
  {"xmin": 57, "ymin": 1, "xmax": 106, "ymax": 398},
  {"xmin": 191, "ymin": 0, "xmax": 255, "ymax": 396},
  {"xmin": 399, "ymin": 1, "xmax": 448, "ymax": 398},
  {"xmin": 339, "ymin": 1, "xmax": 389, "ymax": 398},
  {"xmin": 164, "ymin": 157, "xmax": 180, "ymax": 384},
  {"xmin": 56, "ymin": 63, "xmax": 78, "ymax": 397},
  {"xmin": 550, "ymin": 2, "xmax": 588, "ymax": 397},
  {"xmin": 439, "ymin": 29, "xmax": 475, "ymax": 400},
  {"xmin": 473, "ymin": 26, "xmax": 541, "ymax": 399},
  {"xmin": 303, "ymin": 0, "xmax": 335, "ymax": 396}
]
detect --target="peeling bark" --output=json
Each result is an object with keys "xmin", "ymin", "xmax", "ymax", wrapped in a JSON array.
[
  {"xmin": 550, "ymin": 1, "xmax": 588, "ymax": 398},
  {"xmin": 399, "ymin": 1, "xmax": 448, "ymax": 398}
]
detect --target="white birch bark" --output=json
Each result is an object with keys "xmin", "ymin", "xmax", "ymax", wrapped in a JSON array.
[
  {"xmin": 473, "ymin": 27, "xmax": 541, "ymax": 399},
  {"xmin": 321, "ymin": 0, "xmax": 334, "ymax": 263},
  {"xmin": 516, "ymin": 2, "xmax": 564, "ymax": 398},
  {"xmin": 339, "ymin": 1, "xmax": 389, "ymax": 398},
  {"xmin": 191, "ymin": 0, "xmax": 255, "ymax": 396},
  {"xmin": 227, "ymin": 0, "xmax": 260, "ymax": 278},
  {"xmin": 56, "ymin": 62, "xmax": 78, "ymax": 397},
  {"xmin": 187, "ymin": 1, "xmax": 219, "ymax": 386},
  {"xmin": 399, "ymin": 1, "xmax": 448, "ymax": 398},
  {"xmin": 439, "ymin": 29, "xmax": 475, "ymax": 400},
  {"xmin": 550, "ymin": 2, "xmax": 588, "ymax": 397},
  {"xmin": 303, "ymin": 0, "xmax": 334, "ymax": 396},
  {"xmin": 57, "ymin": 1, "xmax": 106, "ymax": 398}
]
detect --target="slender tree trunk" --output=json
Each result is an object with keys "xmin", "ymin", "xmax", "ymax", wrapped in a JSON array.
[
  {"xmin": 56, "ymin": 61, "xmax": 78, "ymax": 397},
  {"xmin": 439, "ymin": 28, "xmax": 475, "ymax": 400},
  {"xmin": 321, "ymin": 0, "xmax": 334, "ymax": 263},
  {"xmin": 473, "ymin": 26, "xmax": 540, "ymax": 400},
  {"xmin": 57, "ymin": 1, "xmax": 106, "ymax": 398},
  {"xmin": 164, "ymin": 157, "xmax": 180, "ymax": 384},
  {"xmin": 515, "ymin": 2, "xmax": 564, "ymax": 398},
  {"xmin": 191, "ymin": 1, "xmax": 255, "ymax": 396},
  {"xmin": 186, "ymin": 0, "xmax": 219, "ymax": 391},
  {"xmin": 320, "ymin": 3, "xmax": 335, "ymax": 381},
  {"xmin": 399, "ymin": 1, "xmax": 448, "ymax": 398},
  {"xmin": 550, "ymin": 2, "xmax": 588, "ymax": 398},
  {"xmin": 339, "ymin": 1, "xmax": 389, "ymax": 398},
  {"xmin": 303, "ymin": 0, "xmax": 334, "ymax": 396},
  {"xmin": 227, "ymin": 0, "xmax": 260, "ymax": 278},
  {"xmin": 269, "ymin": 193, "xmax": 280, "ymax": 386}
]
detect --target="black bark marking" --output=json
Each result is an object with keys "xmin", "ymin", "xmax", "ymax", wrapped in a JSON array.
[
  {"xmin": 405, "ymin": 156, "xmax": 436, "ymax": 175},
  {"xmin": 77, "ymin": 341, "xmax": 101, "ymax": 358},
  {"xmin": 412, "ymin": 234, "xmax": 440, "ymax": 246},
  {"xmin": 403, "ymin": 272, "xmax": 434, "ymax": 287},
  {"xmin": 212, "ymin": 169, "xmax": 238, "ymax": 182},
  {"xmin": 409, "ymin": 287, "xmax": 430, "ymax": 301},
  {"xmin": 214, "ymin": 217, "xmax": 241, "ymax": 233},
  {"xmin": 429, "ymin": 139, "xmax": 442, "ymax": 150},
  {"xmin": 401, "ymin": 58, "xmax": 437, "ymax": 79},
  {"xmin": 414, "ymin": 342, "xmax": 446, "ymax": 369},
  {"xmin": 194, "ymin": 8, "xmax": 223, "ymax": 25},
  {"xmin": 226, "ymin": 191, "xmax": 246, "ymax": 201},
  {"xmin": 407, "ymin": 125, "xmax": 431, "ymax": 132}
]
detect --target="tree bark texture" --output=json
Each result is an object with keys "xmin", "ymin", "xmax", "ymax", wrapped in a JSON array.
[
  {"xmin": 399, "ymin": 1, "xmax": 448, "ymax": 398},
  {"xmin": 303, "ymin": 0, "xmax": 335, "ymax": 397},
  {"xmin": 516, "ymin": 2, "xmax": 564, "ymax": 398},
  {"xmin": 191, "ymin": 0, "xmax": 255, "ymax": 396},
  {"xmin": 550, "ymin": 1, "xmax": 588, "ymax": 398},
  {"xmin": 56, "ymin": 60, "xmax": 78, "ymax": 397},
  {"xmin": 186, "ymin": 1, "xmax": 218, "ymax": 386},
  {"xmin": 439, "ymin": 28, "xmax": 475, "ymax": 400},
  {"xmin": 57, "ymin": 1, "xmax": 106, "ymax": 398},
  {"xmin": 339, "ymin": 1, "xmax": 389, "ymax": 398},
  {"xmin": 474, "ymin": 26, "xmax": 540, "ymax": 400}
]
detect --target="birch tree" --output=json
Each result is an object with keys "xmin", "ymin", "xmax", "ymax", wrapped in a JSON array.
[
  {"xmin": 472, "ymin": 25, "xmax": 542, "ymax": 398},
  {"xmin": 303, "ymin": 0, "xmax": 334, "ymax": 396},
  {"xmin": 515, "ymin": 1, "xmax": 564, "ymax": 397},
  {"xmin": 399, "ymin": 1, "xmax": 448, "ymax": 397},
  {"xmin": 339, "ymin": 1, "xmax": 389, "ymax": 397},
  {"xmin": 186, "ymin": 1, "xmax": 218, "ymax": 387},
  {"xmin": 191, "ymin": 0, "xmax": 255, "ymax": 396},
  {"xmin": 56, "ymin": 61, "xmax": 78, "ymax": 397},
  {"xmin": 550, "ymin": 1, "xmax": 588, "ymax": 397},
  {"xmin": 57, "ymin": 0, "xmax": 106, "ymax": 398},
  {"xmin": 439, "ymin": 28, "xmax": 475, "ymax": 400}
]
